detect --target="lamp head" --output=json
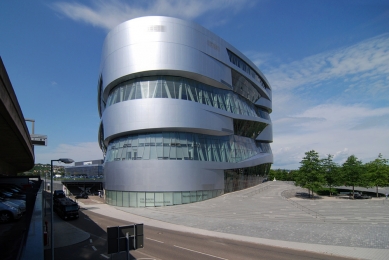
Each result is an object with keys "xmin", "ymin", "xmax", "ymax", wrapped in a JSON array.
[{"xmin": 58, "ymin": 158, "xmax": 74, "ymax": 164}]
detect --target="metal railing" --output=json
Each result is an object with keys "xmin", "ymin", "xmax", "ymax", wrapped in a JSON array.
[
  {"xmin": 281, "ymin": 190, "xmax": 326, "ymax": 222},
  {"xmin": 239, "ymin": 183, "xmax": 271, "ymax": 197}
]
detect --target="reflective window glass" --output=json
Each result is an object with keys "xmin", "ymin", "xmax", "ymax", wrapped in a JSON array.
[
  {"xmin": 122, "ymin": 192, "xmax": 130, "ymax": 207},
  {"xmin": 173, "ymin": 192, "xmax": 182, "ymax": 205},
  {"xmin": 111, "ymin": 191, "xmax": 117, "ymax": 206},
  {"xmin": 106, "ymin": 76, "xmax": 271, "ymax": 119},
  {"xmin": 164, "ymin": 192, "xmax": 173, "ymax": 206},
  {"xmin": 155, "ymin": 193, "xmax": 164, "ymax": 207},
  {"xmin": 129, "ymin": 192, "xmax": 137, "ymax": 207},
  {"xmin": 137, "ymin": 192, "xmax": 145, "ymax": 207},
  {"xmin": 202, "ymin": 190, "xmax": 208, "ymax": 200},
  {"xmin": 146, "ymin": 193, "xmax": 155, "ymax": 207},
  {"xmin": 116, "ymin": 191, "xmax": 123, "ymax": 207},
  {"xmin": 190, "ymin": 191, "xmax": 196, "ymax": 203},
  {"xmin": 182, "ymin": 192, "xmax": 190, "ymax": 204},
  {"xmin": 196, "ymin": 191, "xmax": 202, "ymax": 202}
]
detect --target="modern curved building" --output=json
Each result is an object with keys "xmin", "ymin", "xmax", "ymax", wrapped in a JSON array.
[{"xmin": 98, "ymin": 16, "xmax": 273, "ymax": 207}]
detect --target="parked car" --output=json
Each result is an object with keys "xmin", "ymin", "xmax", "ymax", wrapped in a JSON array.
[
  {"xmin": 0, "ymin": 189, "xmax": 26, "ymax": 200},
  {"xmin": 53, "ymin": 190, "xmax": 65, "ymax": 200},
  {"xmin": 0, "ymin": 201, "xmax": 22, "ymax": 223},
  {"xmin": 75, "ymin": 192, "xmax": 88, "ymax": 199},
  {"xmin": 355, "ymin": 194, "xmax": 372, "ymax": 199},
  {"xmin": 0, "ymin": 185, "xmax": 25, "ymax": 196},
  {"xmin": 54, "ymin": 197, "xmax": 79, "ymax": 220},
  {"xmin": 0, "ymin": 197, "xmax": 26, "ymax": 213},
  {"xmin": 0, "ymin": 183, "xmax": 24, "ymax": 192}
]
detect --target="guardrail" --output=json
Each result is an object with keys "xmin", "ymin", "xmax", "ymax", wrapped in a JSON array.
[{"xmin": 281, "ymin": 190, "xmax": 326, "ymax": 222}]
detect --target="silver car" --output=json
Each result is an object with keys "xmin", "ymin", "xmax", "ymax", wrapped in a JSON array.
[
  {"xmin": 0, "ymin": 201, "xmax": 22, "ymax": 223},
  {"xmin": 0, "ymin": 198, "xmax": 26, "ymax": 213}
]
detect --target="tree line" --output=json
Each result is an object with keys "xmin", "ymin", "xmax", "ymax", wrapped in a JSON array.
[{"xmin": 269, "ymin": 151, "xmax": 389, "ymax": 198}]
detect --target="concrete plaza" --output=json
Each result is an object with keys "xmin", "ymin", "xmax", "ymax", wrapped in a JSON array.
[{"xmin": 56, "ymin": 181, "xmax": 389, "ymax": 260}]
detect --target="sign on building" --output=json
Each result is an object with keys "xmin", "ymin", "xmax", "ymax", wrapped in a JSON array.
[{"xmin": 30, "ymin": 134, "xmax": 47, "ymax": 146}]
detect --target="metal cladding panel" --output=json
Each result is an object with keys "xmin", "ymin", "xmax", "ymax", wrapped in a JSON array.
[
  {"xmin": 256, "ymin": 124, "xmax": 273, "ymax": 143},
  {"xmin": 99, "ymin": 16, "xmax": 271, "ymax": 98},
  {"xmin": 103, "ymin": 152, "xmax": 272, "ymax": 192},
  {"xmin": 104, "ymin": 160, "xmax": 224, "ymax": 192},
  {"xmin": 255, "ymin": 97, "xmax": 272, "ymax": 111},
  {"xmin": 101, "ymin": 41, "xmax": 231, "ymax": 98},
  {"xmin": 102, "ymin": 99, "xmax": 234, "ymax": 143}
]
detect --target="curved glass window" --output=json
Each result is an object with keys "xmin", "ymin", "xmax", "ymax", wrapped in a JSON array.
[
  {"xmin": 224, "ymin": 163, "xmax": 271, "ymax": 193},
  {"xmin": 105, "ymin": 132, "xmax": 271, "ymax": 163},
  {"xmin": 98, "ymin": 76, "xmax": 105, "ymax": 116},
  {"xmin": 106, "ymin": 189, "xmax": 223, "ymax": 207},
  {"xmin": 98, "ymin": 123, "xmax": 106, "ymax": 155},
  {"xmin": 106, "ymin": 76, "xmax": 270, "ymax": 120},
  {"xmin": 227, "ymin": 49, "xmax": 269, "ymax": 90},
  {"xmin": 233, "ymin": 119, "xmax": 267, "ymax": 138}
]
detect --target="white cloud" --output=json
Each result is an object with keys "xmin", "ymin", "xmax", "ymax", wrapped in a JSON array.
[
  {"xmin": 265, "ymin": 33, "xmax": 389, "ymax": 96},
  {"xmin": 51, "ymin": 0, "xmax": 252, "ymax": 31},
  {"xmin": 248, "ymin": 34, "xmax": 389, "ymax": 169},
  {"xmin": 272, "ymin": 104, "xmax": 389, "ymax": 169},
  {"xmin": 35, "ymin": 142, "xmax": 103, "ymax": 164}
]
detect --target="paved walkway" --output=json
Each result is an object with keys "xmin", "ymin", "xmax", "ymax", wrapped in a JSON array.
[{"xmin": 56, "ymin": 181, "xmax": 389, "ymax": 260}]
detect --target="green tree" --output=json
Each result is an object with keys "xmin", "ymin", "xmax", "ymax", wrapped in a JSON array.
[
  {"xmin": 321, "ymin": 154, "xmax": 340, "ymax": 197},
  {"xmin": 366, "ymin": 153, "xmax": 389, "ymax": 197},
  {"xmin": 342, "ymin": 155, "xmax": 364, "ymax": 199},
  {"xmin": 295, "ymin": 150, "xmax": 325, "ymax": 198},
  {"xmin": 269, "ymin": 169, "xmax": 295, "ymax": 181},
  {"xmin": 268, "ymin": 169, "xmax": 277, "ymax": 181}
]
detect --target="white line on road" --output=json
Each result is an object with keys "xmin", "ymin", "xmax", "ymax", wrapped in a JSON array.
[
  {"xmin": 89, "ymin": 239, "xmax": 92, "ymax": 243},
  {"xmin": 174, "ymin": 245, "xmax": 228, "ymax": 260},
  {"xmin": 136, "ymin": 250, "xmax": 161, "ymax": 260},
  {"xmin": 146, "ymin": 237, "xmax": 164, "ymax": 243},
  {"xmin": 92, "ymin": 246, "xmax": 97, "ymax": 251},
  {"xmin": 101, "ymin": 254, "xmax": 110, "ymax": 259}
]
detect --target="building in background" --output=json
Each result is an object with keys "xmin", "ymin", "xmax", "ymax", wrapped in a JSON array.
[
  {"xmin": 65, "ymin": 159, "xmax": 104, "ymax": 178},
  {"xmin": 98, "ymin": 16, "xmax": 273, "ymax": 207}
]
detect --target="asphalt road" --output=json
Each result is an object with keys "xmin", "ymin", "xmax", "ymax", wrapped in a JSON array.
[{"xmin": 44, "ymin": 208, "xmax": 355, "ymax": 260}]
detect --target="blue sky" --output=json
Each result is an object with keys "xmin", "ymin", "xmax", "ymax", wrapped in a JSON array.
[{"xmin": 1, "ymin": 0, "xmax": 388, "ymax": 169}]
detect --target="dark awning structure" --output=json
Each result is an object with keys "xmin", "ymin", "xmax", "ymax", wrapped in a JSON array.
[{"xmin": 0, "ymin": 57, "xmax": 34, "ymax": 175}]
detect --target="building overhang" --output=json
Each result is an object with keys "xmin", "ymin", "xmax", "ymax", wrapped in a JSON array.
[{"xmin": 0, "ymin": 57, "xmax": 34, "ymax": 175}]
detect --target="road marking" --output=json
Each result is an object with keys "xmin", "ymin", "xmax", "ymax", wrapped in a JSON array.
[
  {"xmin": 101, "ymin": 254, "xmax": 109, "ymax": 259},
  {"xmin": 136, "ymin": 250, "xmax": 161, "ymax": 260},
  {"xmin": 90, "ymin": 233, "xmax": 107, "ymax": 241},
  {"xmin": 174, "ymin": 245, "xmax": 228, "ymax": 260},
  {"xmin": 92, "ymin": 246, "xmax": 97, "ymax": 251},
  {"xmin": 146, "ymin": 237, "xmax": 164, "ymax": 243},
  {"xmin": 90, "ymin": 239, "xmax": 92, "ymax": 243}
]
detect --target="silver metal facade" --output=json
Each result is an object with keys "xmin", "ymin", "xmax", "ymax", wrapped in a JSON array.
[{"xmin": 98, "ymin": 16, "xmax": 273, "ymax": 206}]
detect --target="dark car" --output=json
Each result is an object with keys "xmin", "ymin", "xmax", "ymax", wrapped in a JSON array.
[
  {"xmin": 54, "ymin": 197, "xmax": 79, "ymax": 220},
  {"xmin": 355, "ymin": 194, "xmax": 372, "ymax": 199},
  {"xmin": 53, "ymin": 190, "xmax": 65, "ymax": 200},
  {"xmin": 75, "ymin": 192, "xmax": 88, "ymax": 199}
]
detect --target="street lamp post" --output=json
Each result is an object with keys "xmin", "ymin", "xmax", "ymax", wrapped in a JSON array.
[{"xmin": 51, "ymin": 158, "xmax": 74, "ymax": 260}]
